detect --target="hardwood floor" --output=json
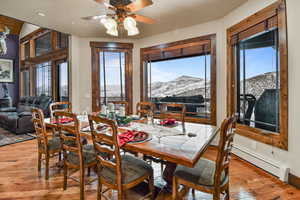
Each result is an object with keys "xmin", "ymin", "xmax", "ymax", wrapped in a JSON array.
[{"xmin": 0, "ymin": 140, "xmax": 299, "ymax": 200}]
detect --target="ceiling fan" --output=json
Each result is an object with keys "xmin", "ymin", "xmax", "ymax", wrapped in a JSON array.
[{"xmin": 82, "ymin": 0, "xmax": 156, "ymax": 36}]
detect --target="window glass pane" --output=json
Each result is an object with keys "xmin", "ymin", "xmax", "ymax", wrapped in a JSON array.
[
  {"xmin": 99, "ymin": 51, "xmax": 126, "ymax": 104},
  {"xmin": 36, "ymin": 62, "xmax": 52, "ymax": 96},
  {"xmin": 236, "ymin": 29, "xmax": 279, "ymax": 132},
  {"xmin": 35, "ymin": 33, "xmax": 52, "ymax": 56},
  {"xmin": 146, "ymin": 55, "xmax": 211, "ymax": 119},
  {"xmin": 58, "ymin": 62, "xmax": 69, "ymax": 101},
  {"xmin": 24, "ymin": 42, "xmax": 30, "ymax": 59},
  {"xmin": 21, "ymin": 70, "xmax": 30, "ymax": 96},
  {"xmin": 57, "ymin": 33, "xmax": 68, "ymax": 49}
]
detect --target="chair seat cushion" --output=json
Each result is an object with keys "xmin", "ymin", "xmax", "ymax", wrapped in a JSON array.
[
  {"xmin": 67, "ymin": 144, "xmax": 96, "ymax": 166},
  {"xmin": 39, "ymin": 137, "xmax": 61, "ymax": 151},
  {"xmin": 100, "ymin": 155, "xmax": 153, "ymax": 184},
  {"xmin": 174, "ymin": 158, "xmax": 227, "ymax": 188}
]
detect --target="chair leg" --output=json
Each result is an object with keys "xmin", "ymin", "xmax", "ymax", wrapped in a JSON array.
[
  {"xmin": 58, "ymin": 152, "xmax": 62, "ymax": 162},
  {"xmin": 172, "ymin": 176, "xmax": 178, "ymax": 200},
  {"xmin": 213, "ymin": 190, "xmax": 221, "ymax": 200},
  {"xmin": 160, "ymin": 163, "xmax": 164, "ymax": 176},
  {"xmin": 192, "ymin": 189, "xmax": 196, "ymax": 199},
  {"xmin": 37, "ymin": 152, "xmax": 42, "ymax": 175},
  {"xmin": 224, "ymin": 185, "xmax": 230, "ymax": 200},
  {"xmin": 45, "ymin": 154, "xmax": 50, "ymax": 180},
  {"xmin": 80, "ymin": 167, "xmax": 85, "ymax": 200},
  {"xmin": 118, "ymin": 190, "xmax": 125, "ymax": 200},
  {"xmin": 97, "ymin": 177, "xmax": 102, "ymax": 200},
  {"xmin": 148, "ymin": 173, "xmax": 155, "ymax": 200},
  {"xmin": 87, "ymin": 167, "xmax": 91, "ymax": 176},
  {"xmin": 63, "ymin": 162, "xmax": 68, "ymax": 190}
]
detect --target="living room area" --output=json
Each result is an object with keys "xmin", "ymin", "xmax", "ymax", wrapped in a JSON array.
[
  {"xmin": 1, "ymin": 0, "xmax": 300, "ymax": 200},
  {"xmin": 0, "ymin": 16, "xmax": 69, "ymax": 146}
]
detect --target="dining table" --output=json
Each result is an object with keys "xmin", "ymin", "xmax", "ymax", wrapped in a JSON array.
[{"xmin": 44, "ymin": 115, "xmax": 220, "ymax": 193}]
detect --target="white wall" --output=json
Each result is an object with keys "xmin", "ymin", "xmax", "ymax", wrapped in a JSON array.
[
  {"xmin": 70, "ymin": 37, "xmax": 135, "ymax": 113},
  {"xmin": 19, "ymin": 23, "xmax": 39, "ymax": 38},
  {"xmin": 69, "ymin": 0, "xmax": 300, "ymax": 177}
]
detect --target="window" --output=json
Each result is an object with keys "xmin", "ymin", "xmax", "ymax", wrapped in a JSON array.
[
  {"xmin": 146, "ymin": 55, "xmax": 211, "ymax": 119},
  {"xmin": 99, "ymin": 51, "xmax": 125, "ymax": 104},
  {"xmin": 90, "ymin": 42, "xmax": 133, "ymax": 113},
  {"xmin": 227, "ymin": 0, "xmax": 288, "ymax": 149},
  {"xmin": 35, "ymin": 62, "xmax": 52, "ymax": 96},
  {"xmin": 57, "ymin": 32, "xmax": 69, "ymax": 49},
  {"xmin": 21, "ymin": 70, "xmax": 30, "ymax": 96},
  {"xmin": 141, "ymin": 35, "xmax": 217, "ymax": 124},
  {"xmin": 35, "ymin": 32, "xmax": 52, "ymax": 56},
  {"xmin": 236, "ymin": 30, "xmax": 279, "ymax": 132},
  {"xmin": 58, "ymin": 61, "xmax": 69, "ymax": 101},
  {"xmin": 24, "ymin": 42, "xmax": 30, "ymax": 59}
]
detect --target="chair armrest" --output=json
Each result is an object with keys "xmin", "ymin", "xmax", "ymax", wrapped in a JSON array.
[
  {"xmin": 18, "ymin": 111, "xmax": 32, "ymax": 117},
  {"xmin": 0, "ymin": 107, "xmax": 17, "ymax": 112}
]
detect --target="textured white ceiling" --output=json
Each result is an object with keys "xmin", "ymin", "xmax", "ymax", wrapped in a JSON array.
[{"xmin": 0, "ymin": 0, "xmax": 248, "ymax": 38}]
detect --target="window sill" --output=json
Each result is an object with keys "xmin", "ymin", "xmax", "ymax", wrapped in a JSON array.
[{"xmin": 235, "ymin": 123, "xmax": 288, "ymax": 150}]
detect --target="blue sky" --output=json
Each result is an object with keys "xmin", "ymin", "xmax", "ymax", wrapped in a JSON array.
[
  {"xmin": 149, "ymin": 46, "xmax": 276, "ymax": 83},
  {"xmin": 150, "ymin": 55, "xmax": 211, "ymax": 83},
  {"xmin": 98, "ymin": 46, "xmax": 277, "ymax": 86},
  {"xmin": 241, "ymin": 46, "xmax": 277, "ymax": 79}
]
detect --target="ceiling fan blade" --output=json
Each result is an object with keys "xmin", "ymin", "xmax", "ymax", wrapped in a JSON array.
[
  {"xmin": 82, "ymin": 15, "xmax": 107, "ymax": 20},
  {"xmin": 94, "ymin": 0, "xmax": 116, "ymax": 10},
  {"xmin": 132, "ymin": 14, "xmax": 156, "ymax": 24},
  {"xmin": 126, "ymin": 0, "xmax": 153, "ymax": 12}
]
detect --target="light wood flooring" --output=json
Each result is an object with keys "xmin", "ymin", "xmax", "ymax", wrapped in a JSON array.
[{"xmin": 0, "ymin": 140, "xmax": 300, "ymax": 200}]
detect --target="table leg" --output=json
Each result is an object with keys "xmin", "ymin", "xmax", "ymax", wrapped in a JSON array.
[{"xmin": 162, "ymin": 162, "xmax": 177, "ymax": 193}]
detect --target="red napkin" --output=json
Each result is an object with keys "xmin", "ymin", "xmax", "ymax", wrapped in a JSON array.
[
  {"xmin": 118, "ymin": 130, "xmax": 136, "ymax": 147},
  {"xmin": 160, "ymin": 118, "xmax": 176, "ymax": 126},
  {"xmin": 51, "ymin": 117, "xmax": 74, "ymax": 124}
]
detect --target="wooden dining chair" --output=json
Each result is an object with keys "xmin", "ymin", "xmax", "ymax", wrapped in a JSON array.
[
  {"xmin": 136, "ymin": 101, "xmax": 155, "ymax": 118},
  {"xmin": 31, "ymin": 108, "xmax": 62, "ymax": 180},
  {"xmin": 54, "ymin": 111, "xmax": 97, "ymax": 200},
  {"xmin": 172, "ymin": 116, "xmax": 237, "ymax": 200},
  {"xmin": 109, "ymin": 101, "xmax": 129, "ymax": 115},
  {"xmin": 88, "ymin": 114, "xmax": 155, "ymax": 200},
  {"xmin": 160, "ymin": 103, "xmax": 186, "ymax": 132},
  {"xmin": 49, "ymin": 102, "xmax": 72, "ymax": 119}
]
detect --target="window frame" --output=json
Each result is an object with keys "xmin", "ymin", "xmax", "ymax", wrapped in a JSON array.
[
  {"xmin": 19, "ymin": 28, "xmax": 70, "ymax": 101},
  {"xmin": 140, "ymin": 34, "xmax": 217, "ymax": 125},
  {"xmin": 56, "ymin": 59, "xmax": 69, "ymax": 101},
  {"xmin": 90, "ymin": 42, "xmax": 133, "ymax": 114},
  {"xmin": 226, "ymin": 0, "xmax": 288, "ymax": 150}
]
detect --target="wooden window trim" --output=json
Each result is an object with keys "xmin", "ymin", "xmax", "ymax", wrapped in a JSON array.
[
  {"xmin": 140, "ymin": 34, "xmax": 217, "ymax": 125},
  {"xmin": 19, "ymin": 28, "xmax": 70, "ymax": 101},
  {"xmin": 90, "ymin": 42, "xmax": 133, "ymax": 114},
  {"xmin": 226, "ymin": 0, "xmax": 288, "ymax": 150}
]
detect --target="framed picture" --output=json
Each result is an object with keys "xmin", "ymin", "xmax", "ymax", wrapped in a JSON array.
[{"xmin": 0, "ymin": 59, "xmax": 13, "ymax": 83}]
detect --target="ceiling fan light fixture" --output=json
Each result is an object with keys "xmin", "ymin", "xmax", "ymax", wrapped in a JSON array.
[
  {"xmin": 127, "ymin": 26, "xmax": 139, "ymax": 36},
  {"xmin": 100, "ymin": 17, "xmax": 118, "ymax": 36},
  {"xmin": 124, "ymin": 16, "xmax": 139, "ymax": 36},
  {"xmin": 106, "ymin": 27, "xmax": 118, "ymax": 36}
]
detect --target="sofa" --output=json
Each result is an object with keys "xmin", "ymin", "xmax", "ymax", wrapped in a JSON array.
[{"xmin": 0, "ymin": 96, "xmax": 52, "ymax": 134}]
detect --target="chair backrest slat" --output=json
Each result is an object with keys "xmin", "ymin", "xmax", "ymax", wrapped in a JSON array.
[
  {"xmin": 108, "ymin": 101, "xmax": 128, "ymax": 115},
  {"xmin": 31, "ymin": 108, "xmax": 48, "ymax": 151},
  {"xmin": 136, "ymin": 102, "xmax": 155, "ymax": 117},
  {"xmin": 50, "ymin": 102, "xmax": 72, "ymax": 119},
  {"xmin": 214, "ymin": 116, "xmax": 236, "ymax": 188},
  {"xmin": 88, "ymin": 115, "xmax": 123, "ymax": 186},
  {"xmin": 54, "ymin": 111, "xmax": 84, "ymax": 166}
]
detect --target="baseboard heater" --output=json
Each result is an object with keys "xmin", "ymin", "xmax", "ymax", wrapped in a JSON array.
[{"xmin": 232, "ymin": 145, "xmax": 289, "ymax": 182}]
